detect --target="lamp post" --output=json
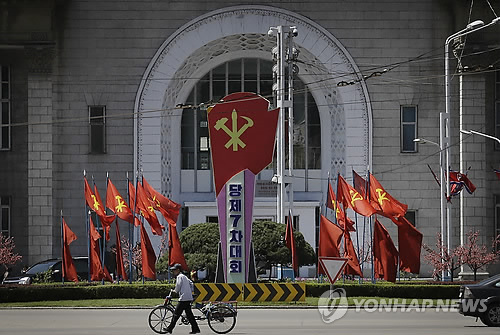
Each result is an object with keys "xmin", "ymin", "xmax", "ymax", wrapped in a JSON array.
[
  {"xmin": 443, "ymin": 18, "xmax": 500, "ymax": 280},
  {"xmin": 414, "ymin": 137, "xmax": 445, "ymax": 280},
  {"xmin": 449, "ymin": 17, "xmax": 500, "ymax": 277}
]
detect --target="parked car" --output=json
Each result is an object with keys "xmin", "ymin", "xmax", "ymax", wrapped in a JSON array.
[
  {"xmin": 458, "ymin": 274, "xmax": 500, "ymax": 327},
  {"xmin": 2, "ymin": 257, "xmax": 89, "ymax": 285}
]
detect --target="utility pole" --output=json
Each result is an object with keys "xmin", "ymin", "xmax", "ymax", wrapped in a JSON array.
[{"xmin": 269, "ymin": 25, "xmax": 298, "ymax": 224}]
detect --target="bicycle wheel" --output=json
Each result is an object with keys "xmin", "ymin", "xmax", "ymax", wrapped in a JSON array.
[
  {"xmin": 207, "ymin": 304, "xmax": 237, "ymax": 334},
  {"xmin": 148, "ymin": 305, "xmax": 175, "ymax": 334}
]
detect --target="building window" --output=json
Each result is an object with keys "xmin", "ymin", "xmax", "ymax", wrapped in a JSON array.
[
  {"xmin": 205, "ymin": 216, "xmax": 218, "ymax": 223},
  {"xmin": 401, "ymin": 105, "xmax": 417, "ymax": 153},
  {"xmin": 181, "ymin": 58, "xmax": 321, "ymax": 173},
  {"xmin": 1, "ymin": 66, "xmax": 10, "ymax": 150},
  {"xmin": 404, "ymin": 210, "xmax": 416, "ymax": 227},
  {"xmin": 1, "ymin": 196, "xmax": 10, "ymax": 236},
  {"xmin": 495, "ymin": 71, "xmax": 500, "ymax": 150},
  {"xmin": 89, "ymin": 106, "xmax": 106, "ymax": 154}
]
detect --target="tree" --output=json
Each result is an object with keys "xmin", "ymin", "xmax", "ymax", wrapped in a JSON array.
[
  {"xmin": 176, "ymin": 221, "xmax": 316, "ymax": 281},
  {"xmin": 423, "ymin": 232, "xmax": 461, "ymax": 282},
  {"xmin": 112, "ymin": 235, "xmax": 142, "ymax": 279},
  {"xmin": 0, "ymin": 235, "xmax": 22, "ymax": 278},
  {"xmin": 252, "ymin": 221, "xmax": 316, "ymax": 278},
  {"xmin": 179, "ymin": 222, "xmax": 220, "ymax": 281},
  {"xmin": 455, "ymin": 230, "xmax": 500, "ymax": 281}
]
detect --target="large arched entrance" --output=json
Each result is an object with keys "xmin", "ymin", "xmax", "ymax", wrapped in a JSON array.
[{"xmin": 134, "ymin": 6, "xmax": 372, "ymax": 260}]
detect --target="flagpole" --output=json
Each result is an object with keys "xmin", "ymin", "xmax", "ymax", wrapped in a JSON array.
[
  {"xmin": 84, "ymin": 170, "xmax": 91, "ymax": 282},
  {"xmin": 61, "ymin": 210, "xmax": 65, "ymax": 285},
  {"xmin": 352, "ymin": 170, "xmax": 361, "ymax": 284},
  {"xmin": 92, "ymin": 175, "xmax": 105, "ymax": 285},
  {"xmin": 127, "ymin": 171, "xmax": 137, "ymax": 284},
  {"xmin": 367, "ymin": 171, "xmax": 375, "ymax": 284}
]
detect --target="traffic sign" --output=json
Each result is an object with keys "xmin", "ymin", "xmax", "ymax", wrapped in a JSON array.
[{"xmin": 318, "ymin": 257, "xmax": 348, "ymax": 284}]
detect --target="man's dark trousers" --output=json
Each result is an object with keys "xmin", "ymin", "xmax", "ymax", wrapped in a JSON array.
[{"xmin": 166, "ymin": 300, "xmax": 200, "ymax": 333}]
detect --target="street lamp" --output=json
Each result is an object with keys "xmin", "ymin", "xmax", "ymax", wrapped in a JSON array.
[
  {"xmin": 413, "ymin": 138, "xmax": 440, "ymax": 147},
  {"xmin": 444, "ymin": 17, "xmax": 500, "ymax": 280},
  {"xmin": 460, "ymin": 129, "xmax": 500, "ymax": 144}
]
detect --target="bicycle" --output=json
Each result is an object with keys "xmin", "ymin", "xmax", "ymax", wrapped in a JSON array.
[{"xmin": 148, "ymin": 292, "xmax": 237, "ymax": 334}]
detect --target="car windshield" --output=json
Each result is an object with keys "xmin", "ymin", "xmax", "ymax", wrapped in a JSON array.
[{"xmin": 25, "ymin": 261, "xmax": 58, "ymax": 275}]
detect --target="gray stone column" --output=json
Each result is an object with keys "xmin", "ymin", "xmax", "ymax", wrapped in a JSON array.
[
  {"xmin": 460, "ymin": 74, "xmax": 487, "ymax": 244},
  {"xmin": 26, "ymin": 48, "xmax": 54, "ymax": 265}
]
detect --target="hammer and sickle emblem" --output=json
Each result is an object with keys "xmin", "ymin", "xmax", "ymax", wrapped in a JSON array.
[
  {"xmin": 349, "ymin": 190, "xmax": 363, "ymax": 207},
  {"xmin": 375, "ymin": 188, "xmax": 389, "ymax": 206},
  {"xmin": 115, "ymin": 195, "xmax": 126, "ymax": 213},
  {"xmin": 214, "ymin": 110, "xmax": 254, "ymax": 151},
  {"xmin": 91, "ymin": 195, "xmax": 101, "ymax": 211}
]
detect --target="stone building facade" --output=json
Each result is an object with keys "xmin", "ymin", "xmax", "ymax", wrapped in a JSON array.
[{"xmin": 1, "ymin": 0, "xmax": 499, "ymax": 277}]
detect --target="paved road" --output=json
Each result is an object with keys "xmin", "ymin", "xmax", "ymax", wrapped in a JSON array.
[{"xmin": 0, "ymin": 307, "xmax": 497, "ymax": 335}]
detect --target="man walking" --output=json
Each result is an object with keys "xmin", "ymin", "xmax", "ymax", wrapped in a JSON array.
[{"xmin": 165, "ymin": 263, "xmax": 200, "ymax": 334}]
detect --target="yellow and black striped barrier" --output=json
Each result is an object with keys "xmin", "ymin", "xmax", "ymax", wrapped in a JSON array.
[
  {"xmin": 243, "ymin": 283, "xmax": 306, "ymax": 302},
  {"xmin": 193, "ymin": 283, "xmax": 244, "ymax": 302}
]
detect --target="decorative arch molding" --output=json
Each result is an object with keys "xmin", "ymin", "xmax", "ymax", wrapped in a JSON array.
[{"xmin": 134, "ymin": 5, "xmax": 372, "ymax": 198}]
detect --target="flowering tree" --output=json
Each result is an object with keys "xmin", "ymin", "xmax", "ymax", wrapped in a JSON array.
[
  {"xmin": 0, "ymin": 235, "xmax": 22, "ymax": 277},
  {"xmin": 455, "ymin": 230, "xmax": 500, "ymax": 281},
  {"xmin": 111, "ymin": 235, "xmax": 142, "ymax": 279},
  {"xmin": 423, "ymin": 232, "xmax": 462, "ymax": 282}
]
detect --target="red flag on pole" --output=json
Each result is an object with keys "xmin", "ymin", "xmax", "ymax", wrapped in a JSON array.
[
  {"xmin": 89, "ymin": 217, "xmax": 112, "ymax": 282},
  {"xmin": 62, "ymin": 218, "xmax": 79, "ymax": 282},
  {"xmin": 127, "ymin": 181, "xmax": 140, "ymax": 227},
  {"xmin": 352, "ymin": 170, "xmax": 368, "ymax": 198},
  {"xmin": 369, "ymin": 173, "xmax": 408, "ymax": 218},
  {"xmin": 392, "ymin": 216, "xmax": 423, "ymax": 274},
  {"xmin": 84, "ymin": 177, "xmax": 106, "ymax": 217},
  {"xmin": 140, "ymin": 221, "xmax": 157, "ymax": 280},
  {"xmin": 114, "ymin": 220, "xmax": 128, "ymax": 281},
  {"xmin": 136, "ymin": 181, "xmax": 164, "ymax": 235},
  {"xmin": 326, "ymin": 182, "xmax": 355, "ymax": 231},
  {"xmin": 373, "ymin": 219, "xmax": 399, "ymax": 282},
  {"xmin": 343, "ymin": 230, "xmax": 363, "ymax": 277},
  {"xmin": 326, "ymin": 182, "xmax": 336, "ymax": 211},
  {"xmin": 168, "ymin": 225, "xmax": 188, "ymax": 271},
  {"xmin": 207, "ymin": 92, "xmax": 279, "ymax": 195},
  {"xmin": 106, "ymin": 179, "xmax": 134, "ymax": 224},
  {"xmin": 337, "ymin": 175, "xmax": 377, "ymax": 217},
  {"xmin": 285, "ymin": 211, "xmax": 298, "ymax": 276},
  {"xmin": 93, "ymin": 184, "xmax": 115, "ymax": 241},
  {"xmin": 142, "ymin": 177, "xmax": 181, "ymax": 227},
  {"xmin": 318, "ymin": 215, "xmax": 344, "ymax": 274}
]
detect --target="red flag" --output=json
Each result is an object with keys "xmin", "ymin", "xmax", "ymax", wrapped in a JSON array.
[
  {"xmin": 494, "ymin": 169, "xmax": 500, "ymax": 180},
  {"xmin": 343, "ymin": 230, "xmax": 363, "ymax": 277},
  {"xmin": 142, "ymin": 177, "xmax": 181, "ymax": 227},
  {"xmin": 207, "ymin": 92, "xmax": 279, "ymax": 195},
  {"xmin": 127, "ymin": 182, "xmax": 140, "ymax": 227},
  {"xmin": 84, "ymin": 177, "xmax": 106, "ymax": 217},
  {"xmin": 392, "ymin": 216, "xmax": 422, "ymax": 274},
  {"xmin": 106, "ymin": 179, "xmax": 134, "ymax": 224},
  {"xmin": 373, "ymin": 219, "xmax": 399, "ymax": 282},
  {"xmin": 140, "ymin": 221, "xmax": 157, "ymax": 280},
  {"xmin": 114, "ymin": 221, "xmax": 128, "ymax": 281},
  {"xmin": 337, "ymin": 175, "xmax": 377, "ymax": 217},
  {"xmin": 369, "ymin": 173, "xmax": 408, "ymax": 218},
  {"xmin": 352, "ymin": 170, "xmax": 368, "ymax": 198},
  {"xmin": 136, "ymin": 181, "xmax": 164, "ymax": 235},
  {"xmin": 89, "ymin": 217, "xmax": 112, "ymax": 282},
  {"xmin": 285, "ymin": 212, "xmax": 298, "ymax": 276},
  {"xmin": 168, "ymin": 225, "xmax": 188, "ymax": 271},
  {"xmin": 62, "ymin": 218, "xmax": 78, "ymax": 282},
  {"xmin": 326, "ymin": 182, "xmax": 336, "ymax": 211},
  {"xmin": 318, "ymin": 215, "xmax": 344, "ymax": 274},
  {"xmin": 94, "ymin": 184, "xmax": 116, "ymax": 241}
]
